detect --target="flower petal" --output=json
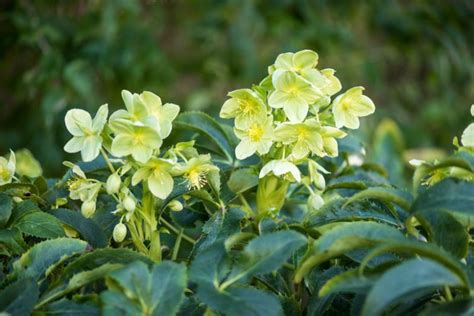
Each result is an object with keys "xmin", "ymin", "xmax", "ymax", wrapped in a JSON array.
[
  {"xmin": 293, "ymin": 50, "xmax": 318, "ymax": 70},
  {"xmin": 148, "ymin": 170, "xmax": 174, "ymax": 199},
  {"xmin": 283, "ymin": 98, "xmax": 308, "ymax": 123},
  {"xmin": 65, "ymin": 109, "xmax": 92, "ymax": 136},
  {"xmin": 81, "ymin": 136, "xmax": 102, "ymax": 162},
  {"xmin": 64, "ymin": 137, "xmax": 85, "ymax": 153},
  {"xmin": 235, "ymin": 138, "xmax": 258, "ymax": 160}
]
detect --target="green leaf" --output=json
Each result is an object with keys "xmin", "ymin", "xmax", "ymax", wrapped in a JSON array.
[
  {"xmin": 223, "ymin": 231, "xmax": 306, "ymax": 288},
  {"xmin": 319, "ymin": 268, "xmax": 377, "ymax": 297},
  {"xmin": 418, "ymin": 298, "xmax": 474, "ymax": 316},
  {"xmin": 37, "ymin": 263, "xmax": 122, "ymax": 308},
  {"xmin": 0, "ymin": 193, "xmax": 13, "ymax": 227},
  {"xmin": 15, "ymin": 211, "xmax": 65, "ymax": 239},
  {"xmin": 411, "ymin": 178, "xmax": 474, "ymax": 215},
  {"xmin": 305, "ymin": 198, "xmax": 402, "ymax": 228},
  {"xmin": 57, "ymin": 248, "xmax": 153, "ymax": 284},
  {"xmin": 359, "ymin": 240, "xmax": 470, "ymax": 288},
  {"xmin": 414, "ymin": 208, "xmax": 469, "ymax": 258},
  {"xmin": 52, "ymin": 208, "xmax": 107, "ymax": 248},
  {"xmin": 343, "ymin": 186, "xmax": 413, "ymax": 210},
  {"xmin": 371, "ymin": 119, "xmax": 406, "ymax": 187},
  {"xmin": 12, "ymin": 238, "xmax": 88, "ymax": 281},
  {"xmin": 8, "ymin": 200, "xmax": 41, "ymax": 225},
  {"xmin": 198, "ymin": 284, "xmax": 284, "ymax": 316},
  {"xmin": 175, "ymin": 112, "xmax": 235, "ymax": 161},
  {"xmin": 0, "ymin": 277, "xmax": 39, "ymax": 316},
  {"xmin": 101, "ymin": 261, "xmax": 187, "ymax": 316},
  {"xmin": 0, "ymin": 228, "xmax": 27, "ymax": 255},
  {"xmin": 361, "ymin": 259, "xmax": 465, "ymax": 316},
  {"xmin": 43, "ymin": 299, "xmax": 100, "ymax": 316},
  {"xmin": 227, "ymin": 168, "xmax": 259, "ymax": 194},
  {"xmin": 295, "ymin": 222, "xmax": 406, "ymax": 283}
]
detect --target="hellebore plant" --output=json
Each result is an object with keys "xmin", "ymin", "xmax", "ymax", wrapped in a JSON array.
[{"xmin": 1, "ymin": 50, "xmax": 474, "ymax": 316}]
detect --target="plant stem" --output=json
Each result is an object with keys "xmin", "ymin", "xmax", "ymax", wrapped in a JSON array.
[
  {"xmin": 100, "ymin": 148, "xmax": 116, "ymax": 173},
  {"xmin": 160, "ymin": 217, "xmax": 196, "ymax": 245},
  {"xmin": 238, "ymin": 194, "xmax": 254, "ymax": 217},
  {"xmin": 172, "ymin": 228, "xmax": 184, "ymax": 260},
  {"xmin": 444, "ymin": 286, "xmax": 453, "ymax": 301}
]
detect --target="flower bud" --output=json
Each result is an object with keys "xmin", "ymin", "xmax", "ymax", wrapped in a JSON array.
[
  {"xmin": 113, "ymin": 223, "xmax": 127, "ymax": 242},
  {"xmin": 123, "ymin": 196, "xmax": 136, "ymax": 212},
  {"xmin": 308, "ymin": 194, "xmax": 324, "ymax": 212},
  {"xmin": 81, "ymin": 200, "xmax": 96, "ymax": 218},
  {"xmin": 106, "ymin": 173, "xmax": 121, "ymax": 194},
  {"xmin": 168, "ymin": 200, "xmax": 183, "ymax": 212}
]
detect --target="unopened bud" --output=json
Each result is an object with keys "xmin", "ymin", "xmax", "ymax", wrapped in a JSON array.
[
  {"xmin": 81, "ymin": 200, "xmax": 96, "ymax": 218},
  {"xmin": 123, "ymin": 196, "xmax": 136, "ymax": 212},
  {"xmin": 106, "ymin": 173, "xmax": 121, "ymax": 194},
  {"xmin": 168, "ymin": 200, "xmax": 183, "ymax": 212},
  {"xmin": 308, "ymin": 194, "xmax": 324, "ymax": 212},
  {"xmin": 113, "ymin": 223, "xmax": 127, "ymax": 242}
]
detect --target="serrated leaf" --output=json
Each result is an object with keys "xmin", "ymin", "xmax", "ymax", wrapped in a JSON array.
[
  {"xmin": 0, "ymin": 277, "xmax": 39, "ymax": 316},
  {"xmin": 225, "ymin": 231, "xmax": 306, "ymax": 286},
  {"xmin": 13, "ymin": 238, "xmax": 88, "ymax": 281},
  {"xmin": 37, "ymin": 263, "xmax": 122, "ymax": 308},
  {"xmin": 0, "ymin": 193, "xmax": 13, "ymax": 227},
  {"xmin": 198, "ymin": 284, "xmax": 284, "ymax": 316},
  {"xmin": 43, "ymin": 299, "xmax": 100, "ymax": 316},
  {"xmin": 227, "ymin": 168, "xmax": 259, "ymax": 194},
  {"xmin": 57, "ymin": 248, "xmax": 153, "ymax": 284},
  {"xmin": 15, "ymin": 211, "xmax": 65, "ymax": 239},
  {"xmin": 319, "ymin": 268, "xmax": 377, "ymax": 297},
  {"xmin": 295, "ymin": 222, "xmax": 406, "ymax": 282},
  {"xmin": 305, "ymin": 198, "xmax": 402, "ymax": 228},
  {"xmin": 175, "ymin": 112, "xmax": 235, "ymax": 161},
  {"xmin": 411, "ymin": 178, "xmax": 474, "ymax": 215},
  {"xmin": 101, "ymin": 261, "xmax": 187, "ymax": 316},
  {"xmin": 0, "ymin": 228, "xmax": 27, "ymax": 255},
  {"xmin": 8, "ymin": 199, "xmax": 41, "ymax": 225},
  {"xmin": 414, "ymin": 208, "xmax": 469, "ymax": 258},
  {"xmin": 343, "ymin": 186, "xmax": 413, "ymax": 210},
  {"xmin": 361, "ymin": 259, "xmax": 465, "ymax": 316},
  {"xmin": 51, "ymin": 208, "xmax": 107, "ymax": 248}
]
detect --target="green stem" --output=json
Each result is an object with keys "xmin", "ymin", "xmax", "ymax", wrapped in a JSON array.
[
  {"xmin": 172, "ymin": 228, "xmax": 184, "ymax": 261},
  {"xmin": 444, "ymin": 286, "xmax": 453, "ymax": 301},
  {"xmin": 160, "ymin": 217, "xmax": 196, "ymax": 245},
  {"xmin": 238, "ymin": 194, "xmax": 254, "ymax": 217},
  {"xmin": 149, "ymin": 230, "xmax": 162, "ymax": 262},
  {"xmin": 100, "ymin": 148, "xmax": 116, "ymax": 173}
]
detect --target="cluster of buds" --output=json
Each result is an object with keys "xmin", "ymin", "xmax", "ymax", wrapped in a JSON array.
[{"xmin": 220, "ymin": 50, "xmax": 375, "ymax": 214}]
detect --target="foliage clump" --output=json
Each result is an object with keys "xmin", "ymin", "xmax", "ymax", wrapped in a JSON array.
[{"xmin": 0, "ymin": 50, "xmax": 473, "ymax": 316}]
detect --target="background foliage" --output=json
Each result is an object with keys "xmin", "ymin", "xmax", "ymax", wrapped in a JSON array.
[{"xmin": 0, "ymin": 0, "xmax": 473, "ymax": 175}]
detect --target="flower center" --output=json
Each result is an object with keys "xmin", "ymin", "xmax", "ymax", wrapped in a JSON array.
[
  {"xmin": 296, "ymin": 126, "xmax": 309, "ymax": 141},
  {"xmin": 248, "ymin": 124, "xmax": 264, "ymax": 141},
  {"xmin": 186, "ymin": 168, "xmax": 207, "ymax": 189},
  {"xmin": 240, "ymin": 99, "xmax": 257, "ymax": 115},
  {"xmin": 0, "ymin": 165, "xmax": 9, "ymax": 179}
]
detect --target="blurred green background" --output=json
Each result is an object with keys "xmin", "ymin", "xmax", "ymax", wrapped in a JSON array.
[{"xmin": 1, "ymin": 0, "xmax": 473, "ymax": 175}]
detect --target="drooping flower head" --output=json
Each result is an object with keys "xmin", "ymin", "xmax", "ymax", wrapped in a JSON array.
[
  {"xmin": 172, "ymin": 154, "xmax": 219, "ymax": 190},
  {"xmin": 332, "ymin": 86, "xmax": 375, "ymax": 129},
  {"xmin": 132, "ymin": 158, "xmax": 174, "ymax": 199}
]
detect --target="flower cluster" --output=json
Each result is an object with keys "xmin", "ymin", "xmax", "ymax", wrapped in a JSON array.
[
  {"xmin": 220, "ymin": 50, "xmax": 375, "ymax": 211},
  {"xmin": 64, "ymin": 90, "xmax": 219, "ymax": 241}
]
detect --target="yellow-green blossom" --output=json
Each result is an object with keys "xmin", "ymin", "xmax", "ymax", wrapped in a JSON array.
[
  {"xmin": 274, "ymin": 119, "xmax": 325, "ymax": 159},
  {"xmin": 140, "ymin": 91, "xmax": 180, "ymax": 138},
  {"xmin": 259, "ymin": 159, "xmax": 301, "ymax": 182},
  {"xmin": 171, "ymin": 154, "xmax": 219, "ymax": 190},
  {"xmin": 14, "ymin": 149, "xmax": 42, "ymax": 178},
  {"xmin": 320, "ymin": 126, "xmax": 347, "ymax": 157},
  {"xmin": 110, "ymin": 121, "xmax": 162, "ymax": 163},
  {"xmin": 64, "ymin": 104, "xmax": 108, "ymax": 162},
  {"xmin": 66, "ymin": 164, "xmax": 101, "ymax": 203},
  {"xmin": 272, "ymin": 50, "xmax": 319, "ymax": 73},
  {"xmin": 332, "ymin": 87, "xmax": 375, "ymax": 129},
  {"xmin": 268, "ymin": 71, "xmax": 322, "ymax": 122},
  {"xmin": 234, "ymin": 116, "xmax": 274, "ymax": 160},
  {"xmin": 300, "ymin": 68, "xmax": 342, "ymax": 97},
  {"xmin": 132, "ymin": 158, "xmax": 174, "ymax": 199},
  {"xmin": 220, "ymin": 89, "xmax": 267, "ymax": 127},
  {"xmin": 109, "ymin": 90, "xmax": 149, "ymax": 127},
  {"xmin": 461, "ymin": 105, "xmax": 474, "ymax": 147},
  {"xmin": 0, "ymin": 151, "xmax": 15, "ymax": 186}
]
